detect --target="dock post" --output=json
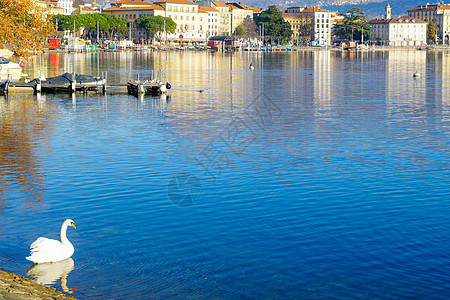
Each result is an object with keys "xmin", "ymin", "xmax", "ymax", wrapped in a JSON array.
[
  {"xmin": 35, "ymin": 79, "xmax": 41, "ymax": 94},
  {"xmin": 138, "ymin": 84, "xmax": 145, "ymax": 94},
  {"xmin": 102, "ymin": 71, "xmax": 107, "ymax": 94},
  {"xmin": 160, "ymin": 82, "xmax": 167, "ymax": 93},
  {"xmin": 71, "ymin": 72, "xmax": 76, "ymax": 93},
  {"xmin": 4, "ymin": 80, "xmax": 9, "ymax": 94}
]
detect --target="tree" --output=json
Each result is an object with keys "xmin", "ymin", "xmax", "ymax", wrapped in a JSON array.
[
  {"xmin": 334, "ymin": 8, "xmax": 371, "ymax": 42},
  {"xmin": 103, "ymin": 14, "xmax": 128, "ymax": 38},
  {"xmin": 53, "ymin": 14, "xmax": 128, "ymax": 39},
  {"xmin": 242, "ymin": 18, "xmax": 258, "ymax": 39},
  {"xmin": 255, "ymin": 5, "xmax": 293, "ymax": 43},
  {"xmin": 234, "ymin": 25, "xmax": 244, "ymax": 37},
  {"xmin": 135, "ymin": 16, "xmax": 176, "ymax": 43},
  {"xmin": 0, "ymin": 0, "xmax": 55, "ymax": 57},
  {"xmin": 427, "ymin": 21, "xmax": 436, "ymax": 44}
]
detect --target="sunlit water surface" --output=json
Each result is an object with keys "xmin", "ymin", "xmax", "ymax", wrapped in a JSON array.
[{"xmin": 1, "ymin": 50, "xmax": 450, "ymax": 299}]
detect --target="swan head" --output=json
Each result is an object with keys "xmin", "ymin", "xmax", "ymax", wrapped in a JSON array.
[{"xmin": 64, "ymin": 219, "xmax": 76, "ymax": 229}]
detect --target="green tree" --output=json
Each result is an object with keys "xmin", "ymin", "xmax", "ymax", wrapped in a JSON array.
[
  {"xmin": 103, "ymin": 14, "xmax": 128, "ymax": 37},
  {"xmin": 234, "ymin": 25, "xmax": 244, "ymax": 36},
  {"xmin": 53, "ymin": 14, "xmax": 127, "ymax": 39},
  {"xmin": 334, "ymin": 8, "xmax": 371, "ymax": 42},
  {"xmin": 255, "ymin": 5, "xmax": 292, "ymax": 43},
  {"xmin": 135, "ymin": 16, "xmax": 176, "ymax": 43},
  {"xmin": 427, "ymin": 21, "xmax": 436, "ymax": 44}
]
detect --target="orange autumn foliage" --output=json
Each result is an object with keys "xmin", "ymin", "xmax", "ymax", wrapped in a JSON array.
[{"xmin": 0, "ymin": 0, "xmax": 55, "ymax": 57}]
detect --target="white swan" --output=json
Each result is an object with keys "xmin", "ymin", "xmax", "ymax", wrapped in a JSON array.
[{"xmin": 26, "ymin": 219, "xmax": 76, "ymax": 264}]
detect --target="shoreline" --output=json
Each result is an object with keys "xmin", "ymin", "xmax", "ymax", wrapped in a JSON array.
[
  {"xmin": 41, "ymin": 45, "xmax": 450, "ymax": 54},
  {"xmin": 0, "ymin": 269, "xmax": 77, "ymax": 300}
]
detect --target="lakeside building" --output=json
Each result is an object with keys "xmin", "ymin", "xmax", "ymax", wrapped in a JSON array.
[
  {"xmin": 103, "ymin": 0, "xmax": 165, "ymax": 42},
  {"xmin": 211, "ymin": 1, "xmax": 232, "ymax": 35},
  {"xmin": 227, "ymin": 3, "xmax": 259, "ymax": 34},
  {"xmin": 57, "ymin": 0, "xmax": 74, "ymax": 15},
  {"xmin": 73, "ymin": 4, "xmax": 98, "ymax": 14},
  {"xmin": 34, "ymin": 0, "xmax": 66, "ymax": 14},
  {"xmin": 407, "ymin": 4, "xmax": 450, "ymax": 44},
  {"xmin": 369, "ymin": 4, "xmax": 427, "ymax": 46},
  {"xmin": 104, "ymin": 0, "xmax": 258, "ymax": 42},
  {"xmin": 283, "ymin": 7, "xmax": 332, "ymax": 45},
  {"xmin": 198, "ymin": 1, "xmax": 260, "ymax": 35},
  {"xmin": 198, "ymin": 6, "xmax": 220, "ymax": 37},
  {"xmin": 153, "ymin": 0, "xmax": 207, "ymax": 41}
]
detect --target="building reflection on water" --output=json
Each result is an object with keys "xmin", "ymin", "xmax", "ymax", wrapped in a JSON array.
[
  {"xmin": 5, "ymin": 50, "xmax": 449, "ymax": 208},
  {"xmin": 0, "ymin": 93, "xmax": 53, "ymax": 205}
]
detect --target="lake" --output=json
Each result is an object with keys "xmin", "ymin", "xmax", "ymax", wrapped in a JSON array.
[{"xmin": 1, "ymin": 49, "xmax": 450, "ymax": 299}]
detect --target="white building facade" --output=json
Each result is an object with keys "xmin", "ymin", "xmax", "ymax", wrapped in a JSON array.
[
  {"xmin": 407, "ymin": 4, "xmax": 450, "ymax": 44},
  {"xmin": 154, "ymin": 0, "xmax": 207, "ymax": 40},
  {"xmin": 57, "ymin": 0, "xmax": 74, "ymax": 15},
  {"xmin": 199, "ymin": 6, "xmax": 219, "ymax": 38},
  {"xmin": 283, "ymin": 7, "xmax": 332, "ymax": 46},
  {"xmin": 369, "ymin": 17, "xmax": 427, "ymax": 46}
]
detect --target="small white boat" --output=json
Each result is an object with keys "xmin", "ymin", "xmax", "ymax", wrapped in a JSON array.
[{"xmin": 0, "ymin": 57, "xmax": 23, "ymax": 82}]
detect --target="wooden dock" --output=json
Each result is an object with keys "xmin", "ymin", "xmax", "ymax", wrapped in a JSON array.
[
  {"xmin": 0, "ymin": 81, "xmax": 106, "ymax": 94},
  {"xmin": 0, "ymin": 70, "xmax": 171, "ymax": 97},
  {"xmin": 127, "ymin": 80, "xmax": 168, "ymax": 96},
  {"xmin": 0, "ymin": 72, "xmax": 107, "ymax": 95},
  {"xmin": 126, "ymin": 70, "xmax": 171, "ymax": 97}
]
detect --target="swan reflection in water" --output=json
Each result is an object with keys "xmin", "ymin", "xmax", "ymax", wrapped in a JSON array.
[{"xmin": 27, "ymin": 257, "xmax": 75, "ymax": 294}]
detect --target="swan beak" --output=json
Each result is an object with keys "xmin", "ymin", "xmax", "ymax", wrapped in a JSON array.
[{"xmin": 71, "ymin": 223, "xmax": 76, "ymax": 229}]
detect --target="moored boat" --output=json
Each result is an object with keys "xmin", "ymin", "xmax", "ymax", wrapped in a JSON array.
[
  {"xmin": 0, "ymin": 57, "xmax": 23, "ymax": 82},
  {"xmin": 29, "ymin": 72, "xmax": 106, "ymax": 93}
]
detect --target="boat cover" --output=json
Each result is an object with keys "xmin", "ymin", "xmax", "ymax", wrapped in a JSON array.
[
  {"xmin": 30, "ymin": 73, "xmax": 103, "ymax": 85},
  {"xmin": 0, "ymin": 57, "xmax": 10, "ymax": 64}
]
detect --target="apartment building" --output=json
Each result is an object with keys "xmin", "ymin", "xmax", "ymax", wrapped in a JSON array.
[
  {"xmin": 283, "ymin": 7, "xmax": 332, "ymax": 45},
  {"xmin": 369, "ymin": 4, "xmax": 427, "ymax": 46},
  {"xmin": 198, "ymin": 6, "xmax": 219, "ymax": 38},
  {"xmin": 227, "ymin": 3, "xmax": 254, "ymax": 34},
  {"xmin": 57, "ymin": 0, "xmax": 74, "ymax": 15},
  {"xmin": 33, "ymin": 0, "xmax": 66, "ymax": 14},
  {"xmin": 407, "ymin": 4, "xmax": 450, "ymax": 44},
  {"xmin": 103, "ymin": 0, "xmax": 165, "ymax": 41},
  {"xmin": 211, "ymin": 1, "xmax": 231, "ymax": 35},
  {"xmin": 96, "ymin": 0, "xmax": 258, "ymax": 42},
  {"xmin": 154, "ymin": 0, "xmax": 207, "ymax": 40},
  {"xmin": 369, "ymin": 17, "xmax": 427, "ymax": 46}
]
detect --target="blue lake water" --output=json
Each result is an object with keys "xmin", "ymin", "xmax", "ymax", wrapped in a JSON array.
[{"xmin": 1, "ymin": 50, "xmax": 450, "ymax": 299}]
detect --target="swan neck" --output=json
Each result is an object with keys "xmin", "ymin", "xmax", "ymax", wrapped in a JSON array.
[{"xmin": 60, "ymin": 223, "xmax": 71, "ymax": 245}]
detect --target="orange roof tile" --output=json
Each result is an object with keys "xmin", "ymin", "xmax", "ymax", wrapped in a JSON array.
[
  {"xmin": 240, "ymin": 4, "xmax": 260, "ymax": 12},
  {"xmin": 104, "ymin": 4, "xmax": 163, "ymax": 11},
  {"xmin": 212, "ymin": 1, "xmax": 228, "ymax": 7},
  {"xmin": 111, "ymin": 0, "xmax": 153, "ymax": 6},
  {"xmin": 407, "ymin": 4, "xmax": 450, "ymax": 12},
  {"xmin": 198, "ymin": 6, "xmax": 218, "ymax": 12},
  {"xmin": 75, "ymin": 7, "xmax": 96, "ymax": 11},
  {"xmin": 154, "ymin": 0, "xmax": 197, "ymax": 5}
]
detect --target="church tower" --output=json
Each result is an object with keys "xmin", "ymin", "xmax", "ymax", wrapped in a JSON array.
[{"xmin": 385, "ymin": 3, "xmax": 391, "ymax": 20}]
